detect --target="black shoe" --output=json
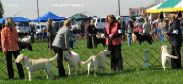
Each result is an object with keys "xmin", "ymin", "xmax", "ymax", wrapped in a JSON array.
[
  {"xmin": 59, "ymin": 74, "xmax": 67, "ymax": 77},
  {"xmin": 8, "ymin": 77, "xmax": 14, "ymax": 80},
  {"xmin": 20, "ymin": 77, "xmax": 25, "ymax": 79}
]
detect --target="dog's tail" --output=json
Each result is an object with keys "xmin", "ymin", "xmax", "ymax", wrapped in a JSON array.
[
  {"xmin": 49, "ymin": 54, "xmax": 58, "ymax": 61},
  {"xmin": 166, "ymin": 55, "xmax": 178, "ymax": 59},
  {"xmin": 81, "ymin": 57, "xmax": 93, "ymax": 65}
]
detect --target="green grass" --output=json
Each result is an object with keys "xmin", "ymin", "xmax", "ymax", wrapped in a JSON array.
[{"xmin": 0, "ymin": 39, "xmax": 183, "ymax": 84}]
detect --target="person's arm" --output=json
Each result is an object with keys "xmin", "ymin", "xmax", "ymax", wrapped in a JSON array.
[
  {"xmin": 105, "ymin": 24, "xmax": 109, "ymax": 38},
  {"xmin": 142, "ymin": 23, "xmax": 146, "ymax": 34},
  {"xmin": 142, "ymin": 23, "xmax": 145, "ymax": 30},
  {"xmin": 167, "ymin": 22, "xmax": 174, "ymax": 36},
  {"xmin": 14, "ymin": 28, "xmax": 19, "ymax": 43},
  {"xmin": 94, "ymin": 26, "xmax": 97, "ymax": 35},
  {"xmin": 112, "ymin": 23, "xmax": 122, "ymax": 38},
  {"xmin": 123, "ymin": 21, "xmax": 127, "ymax": 34},
  {"xmin": 126, "ymin": 22, "xmax": 129, "ymax": 33},
  {"xmin": 1, "ymin": 28, "xmax": 7, "ymax": 53},
  {"xmin": 47, "ymin": 24, "xmax": 51, "ymax": 36}
]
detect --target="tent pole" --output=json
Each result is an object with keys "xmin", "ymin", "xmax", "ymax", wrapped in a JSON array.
[
  {"xmin": 36, "ymin": 0, "xmax": 40, "ymax": 18},
  {"xmin": 118, "ymin": 0, "xmax": 121, "ymax": 16}
]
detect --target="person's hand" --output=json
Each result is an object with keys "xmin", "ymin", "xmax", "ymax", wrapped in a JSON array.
[
  {"xmin": 109, "ymin": 34, "xmax": 113, "ymax": 38},
  {"xmin": 47, "ymin": 32, "xmax": 51, "ymax": 36},
  {"xmin": 3, "ymin": 51, "xmax": 7, "ymax": 54},
  {"xmin": 164, "ymin": 32, "xmax": 168, "ymax": 35}
]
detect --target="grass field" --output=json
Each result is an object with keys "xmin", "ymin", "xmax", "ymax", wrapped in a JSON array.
[{"xmin": 0, "ymin": 39, "xmax": 183, "ymax": 84}]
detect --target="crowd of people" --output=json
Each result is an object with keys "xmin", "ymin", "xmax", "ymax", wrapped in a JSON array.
[{"xmin": 0, "ymin": 12, "xmax": 182, "ymax": 79}]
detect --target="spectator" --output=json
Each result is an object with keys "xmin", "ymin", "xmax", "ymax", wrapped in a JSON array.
[
  {"xmin": 126, "ymin": 17, "xmax": 134, "ymax": 46},
  {"xmin": 70, "ymin": 30, "xmax": 76, "ymax": 49},
  {"xmin": 1, "ymin": 17, "xmax": 25, "ymax": 79},
  {"xmin": 30, "ymin": 24, "xmax": 35, "ymax": 43},
  {"xmin": 168, "ymin": 14, "xmax": 182, "ymax": 69},
  {"xmin": 106, "ymin": 15, "xmax": 123, "ymax": 72},
  {"xmin": 86, "ymin": 19, "xmax": 97, "ymax": 49},
  {"xmin": 143, "ymin": 17, "xmax": 151, "ymax": 34},
  {"xmin": 47, "ymin": 18, "xmax": 56, "ymax": 49},
  {"xmin": 52, "ymin": 19, "xmax": 72, "ymax": 77},
  {"xmin": 80, "ymin": 21, "xmax": 85, "ymax": 37},
  {"xmin": 135, "ymin": 18, "xmax": 143, "ymax": 34},
  {"xmin": 142, "ymin": 17, "xmax": 152, "ymax": 44},
  {"xmin": 158, "ymin": 19, "xmax": 166, "ymax": 43},
  {"xmin": 117, "ymin": 16, "xmax": 126, "ymax": 36}
]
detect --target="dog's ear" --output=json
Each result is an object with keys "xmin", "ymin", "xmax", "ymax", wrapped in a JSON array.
[{"xmin": 161, "ymin": 46, "xmax": 163, "ymax": 51}]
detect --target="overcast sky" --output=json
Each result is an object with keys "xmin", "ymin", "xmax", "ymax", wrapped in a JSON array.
[{"xmin": 1, "ymin": 0, "xmax": 155, "ymax": 19}]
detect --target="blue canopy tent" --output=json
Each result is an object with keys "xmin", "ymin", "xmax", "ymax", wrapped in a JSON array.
[
  {"xmin": 0, "ymin": 18, "xmax": 5, "ymax": 24},
  {"xmin": 0, "ymin": 17, "xmax": 31, "ymax": 24},
  {"xmin": 13, "ymin": 17, "xmax": 31, "ymax": 22},
  {"xmin": 33, "ymin": 12, "xmax": 65, "ymax": 22}
]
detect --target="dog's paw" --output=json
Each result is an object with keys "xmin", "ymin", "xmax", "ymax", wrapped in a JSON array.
[{"xmin": 174, "ymin": 56, "xmax": 179, "ymax": 59}]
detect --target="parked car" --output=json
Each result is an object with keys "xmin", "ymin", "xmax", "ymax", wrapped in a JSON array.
[
  {"xmin": 35, "ymin": 24, "xmax": 47, "ymax": 39},
  {"xmin": 15, "ymin": 22, "xmax": 31, "ymax": 34},
  {"xmin": 93, "ymin": 17, "xmax": 106, "ymax": 29},
  {"xmin": 93, "ymin": 17, "xmax": 106, "ymax": 33}
]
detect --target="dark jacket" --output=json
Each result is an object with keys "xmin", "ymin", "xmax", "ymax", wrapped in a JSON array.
[
  {"xmin": 86, "ymin": 25, "xmax": 97, "ymax": 36},
  {"xmin": 119, "ymin": 20, "xmax": 126, "ymax": 34},
  {"xmin": 168, "ymin": 18, "xmax": 182, "ymax": 46}
]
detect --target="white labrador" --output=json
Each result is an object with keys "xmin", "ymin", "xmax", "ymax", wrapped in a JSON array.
[
  {"xmin": 161, "ymin": 45, "xmax": 178, "ymax": 70},
  {"xmin": 64, "ymin": 51, "xmax": 81, "ymax": 75},
  {"xmin": 81, "ymin": 50, "xmax": 110, "ymax": 76},
  {"xmin": 15, "ymin": 54, "xmax": 58, "ymax": 81}
]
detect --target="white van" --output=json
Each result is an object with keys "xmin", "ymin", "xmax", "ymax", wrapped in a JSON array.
[
  {"xmin": 93, "ymin": 17, "xmax": 106, "ymax": 29},
  {"xmin": 15, "ymin": 22, "xmax": 31, "ymax": 34},
  {"xmin": 35, "ymin": 24, "xmax": 47, "ymax": 39},
  {"xmin": 35, "ymin": 24, "xmax": 47, "ymax": 35}
]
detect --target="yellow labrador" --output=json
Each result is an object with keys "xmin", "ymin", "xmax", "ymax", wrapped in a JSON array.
[
  {"xmin": 81, "ymin": 50, "xmax": 110, "ymax": 76},
  {"xmin": 161, "ymin": 45, "xmax": 178, "ymax": 70},
  {"xmin": 64, "ymin": 51, "xmax": 81, "ymax": 75},
  {"xmin": 15, "ymin": 54, "xmax": 57, "ymax": 81}
]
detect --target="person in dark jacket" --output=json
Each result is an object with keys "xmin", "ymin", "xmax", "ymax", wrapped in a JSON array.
[
  {"xmin": 117, "ymin": 16, "xmax": 126, "ymax": 36},
  {"xmin": 168, "ymin": 14, "xmax": 182, "ymax": 69},
  {"xmin": 86, "ymin": 19, "xmax": 97, "ymax": 48},
  {"xmin": 106, "ymin": 15, "xmax": 123, "ymax": 72},
  {"xmin": 47, "ymin": 18, "xmax": 55, "ymax": 49}
]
